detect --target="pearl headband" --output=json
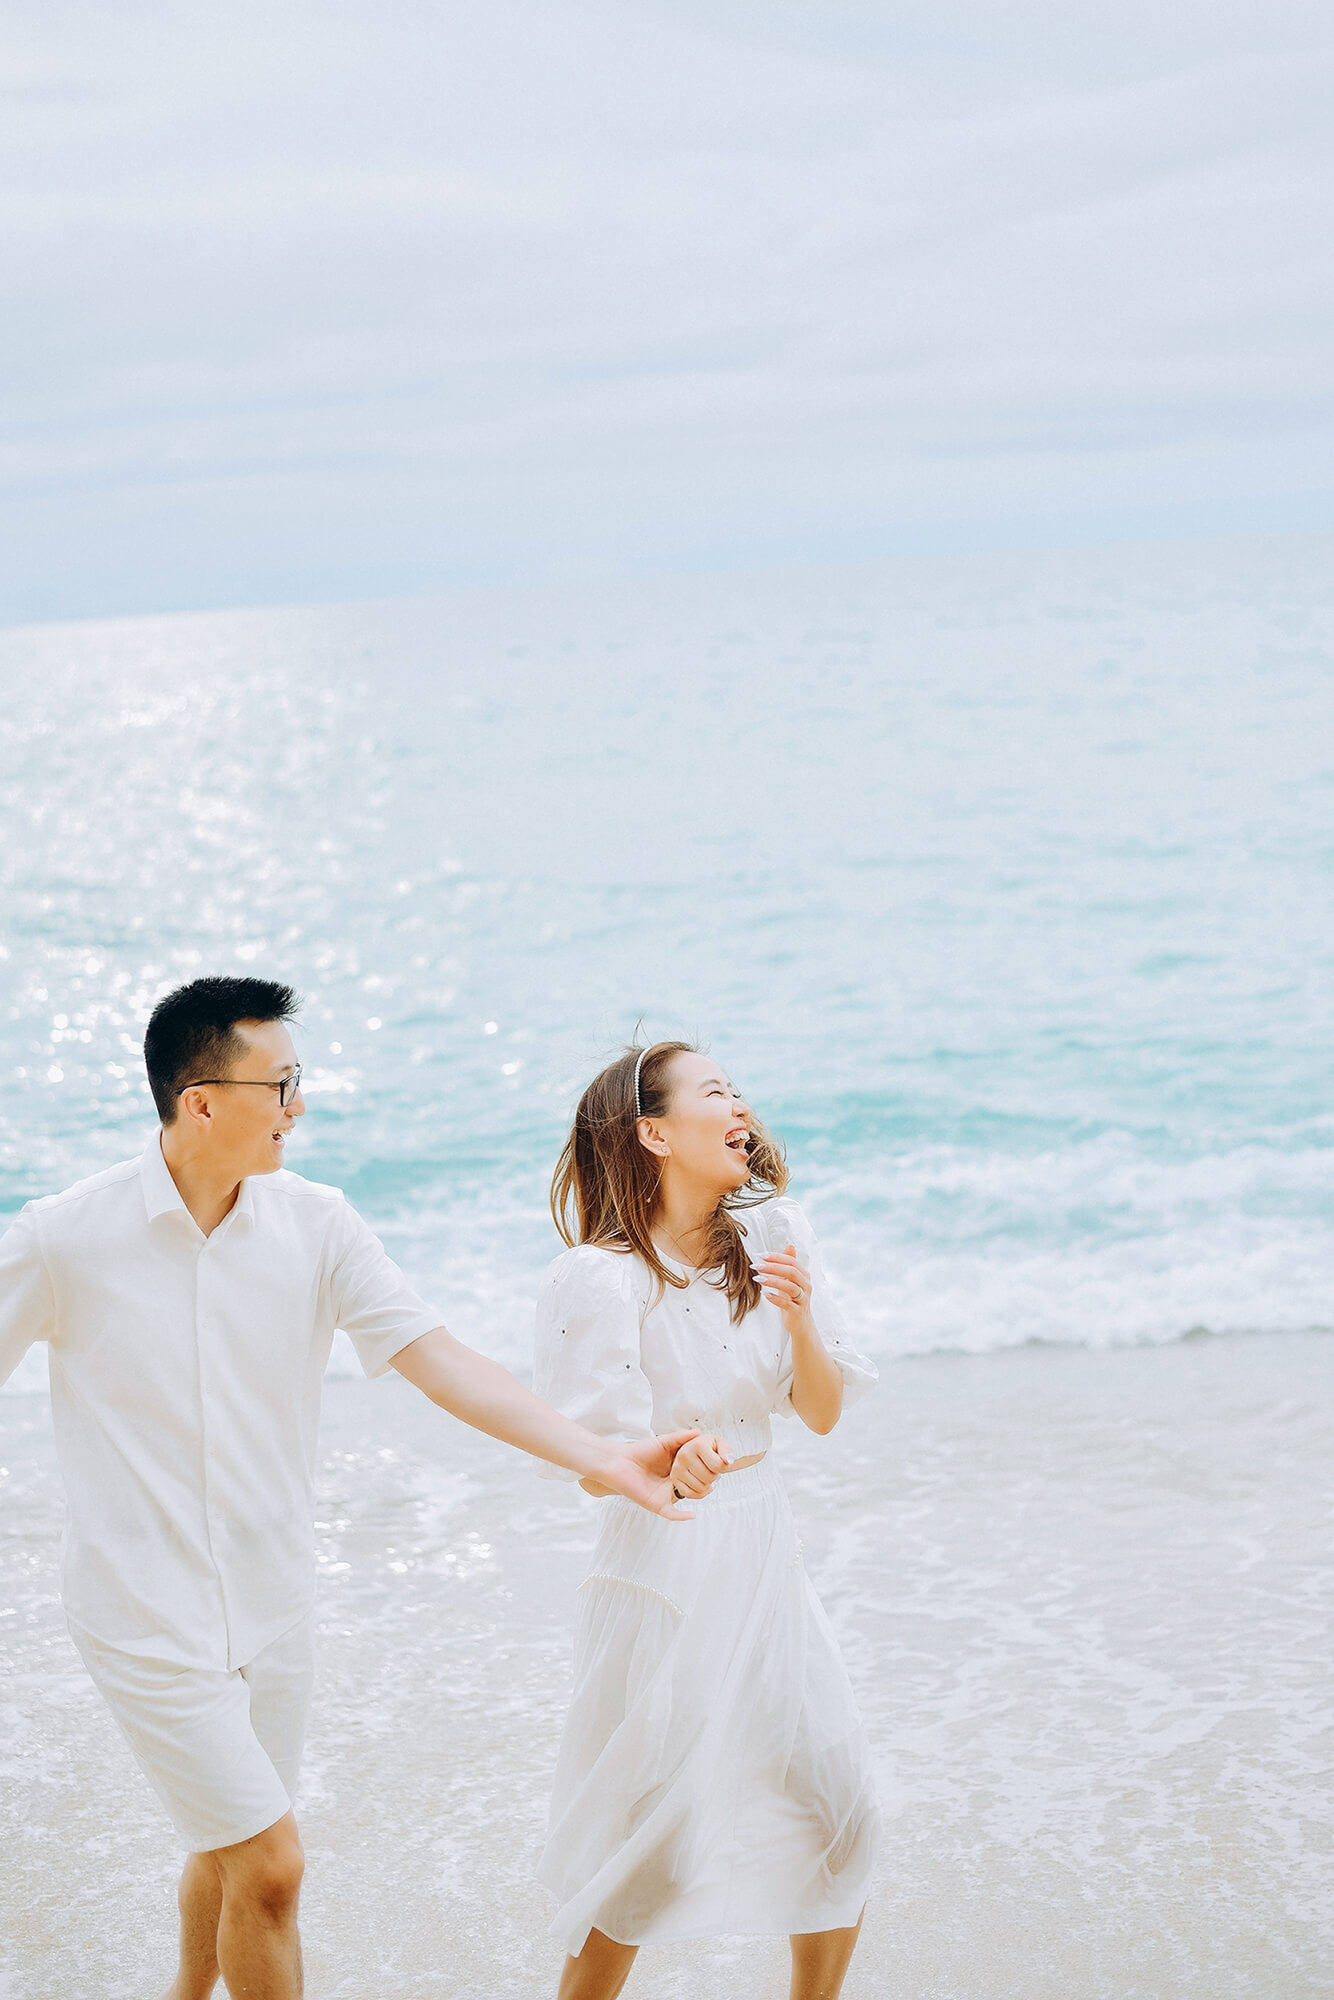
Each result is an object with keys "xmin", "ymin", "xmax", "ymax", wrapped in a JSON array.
[{"xmin": 633, "ymin": 1045, "xmax": 649, "ymax": 1118}]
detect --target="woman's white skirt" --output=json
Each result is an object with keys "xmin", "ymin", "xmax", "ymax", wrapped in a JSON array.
[{"xmin": 539, "ymin": 1457, "xmax": 880, "ymax": 1954}]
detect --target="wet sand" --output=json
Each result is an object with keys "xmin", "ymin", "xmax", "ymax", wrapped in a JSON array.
[{"xmin": 2, "ymin": 1329, "xmax": 1332, "ymax": 1998}]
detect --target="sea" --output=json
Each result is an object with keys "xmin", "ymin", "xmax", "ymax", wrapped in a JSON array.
[
  {"xmin": 1, "ymin": 533, "xmax": 1332, "ymax": 1998},
  {"xmin": 2, "ymin": 531, "xmax": 1331, "ymax": 1373}
]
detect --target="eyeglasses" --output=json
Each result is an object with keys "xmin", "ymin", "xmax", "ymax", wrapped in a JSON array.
[{"xmin": 179, "ymin": 1066, "xmax": 303, "ymax": 1107}]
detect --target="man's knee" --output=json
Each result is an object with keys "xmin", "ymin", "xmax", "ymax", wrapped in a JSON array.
[
  {"xmin": 250, "ymin": 1849, "xmax": 304, "ymax": 1922},
  {"xmin": 218, "ymin": 1817, "xmax": 305, "ymax": 1921}
]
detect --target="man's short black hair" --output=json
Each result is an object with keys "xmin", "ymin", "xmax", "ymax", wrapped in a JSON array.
[{"xmin": 144, "ymin": 977, "xmax": 300, "ymax": 1124}]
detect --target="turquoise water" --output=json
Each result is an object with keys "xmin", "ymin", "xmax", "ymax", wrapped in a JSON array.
[{"xmin": 2, "ymin": 533, "xmax": 1331, "ymax": 1385}]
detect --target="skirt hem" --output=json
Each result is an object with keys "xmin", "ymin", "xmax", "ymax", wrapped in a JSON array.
[{"xmin": 553, "ymin": 1889, "xmax": 873, "ymax": 1959}]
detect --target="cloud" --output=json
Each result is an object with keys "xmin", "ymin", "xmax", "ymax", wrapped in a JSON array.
[{"xmin": 1, "ymin": 1, "xmax": 1331, "ymax": 619}]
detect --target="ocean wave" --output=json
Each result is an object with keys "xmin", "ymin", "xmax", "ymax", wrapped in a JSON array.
[{"xmin": 4, "ymin": 1168, "xmax": 1328, "ymax": 1398}]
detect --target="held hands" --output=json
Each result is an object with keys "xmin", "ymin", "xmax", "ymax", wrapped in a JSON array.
[
  {"xmin": 597, "ymin": 1429, "xmax": 707, "ymax": 1519},
  {"xmin": 753, "ymin": 1243, "xmax": 815, "ymax": 1335},
  {"xmin": 669, "ymin": 1432, "xmax": 732, "ymax": 1500}
]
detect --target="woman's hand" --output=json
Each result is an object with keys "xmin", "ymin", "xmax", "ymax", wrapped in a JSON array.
[
  {"xmin": 752, "ymin": 1244, "xmax": 815, "ymax": 1334},
  {"xmin": 669, "ymin": 1432, "xmax": 732, "ymax": 1499},
  {"xmin": 754, "ymin": 1243, "xmax": 845, "ymax": 1436}
]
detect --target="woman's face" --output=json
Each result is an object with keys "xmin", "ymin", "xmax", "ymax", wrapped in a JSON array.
[{"xmin": 640, "ymin": 1050, "xmax": 753, "ymax": 1194}]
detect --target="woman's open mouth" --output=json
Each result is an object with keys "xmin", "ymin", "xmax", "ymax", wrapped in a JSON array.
[{"xmin": 725, "ymin": 1127, "xmax": 750, "ymax": 1156}]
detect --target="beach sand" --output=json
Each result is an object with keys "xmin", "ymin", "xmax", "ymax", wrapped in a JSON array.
[{"xmin": 2, "ymin": 1329, "xmax": 1331, "ymax": 1999}]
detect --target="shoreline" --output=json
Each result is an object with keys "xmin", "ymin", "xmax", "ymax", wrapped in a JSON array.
[{"xmin": 3, "ymin": 1329, "xmax": 1331, "ymax": 1998}]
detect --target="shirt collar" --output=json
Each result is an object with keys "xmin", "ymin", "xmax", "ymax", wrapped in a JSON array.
[
  {"xmin": 140, "ymin": 1130, "xmax": 257, "ymax": 1231},
  {"xmin": 140, "ymin": 1130, "xmax": 188, "ymax": 1223}
]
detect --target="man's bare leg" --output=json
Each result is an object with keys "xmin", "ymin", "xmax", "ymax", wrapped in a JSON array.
[
  {"xmin": 556, "ymin": 1927, "xmax": 638, "ymax": 1999},
  {"xmin": 163, "ymin": 1850, "xmax": 223, "ymax": 2000},
  {"xmin": 789, "ymin": 1911, "xmax": 864, "ymax": 2000},
  {"xmin": 163, "ymin": 1812, "xmax": 304, "ymax": 2000}
]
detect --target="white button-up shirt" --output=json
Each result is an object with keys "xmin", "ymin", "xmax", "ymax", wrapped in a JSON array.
[{"xmin": 0, "ymin": 1134, "xmax": 443, "ymax": 1670}]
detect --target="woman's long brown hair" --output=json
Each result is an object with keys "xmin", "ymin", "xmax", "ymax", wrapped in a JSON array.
[{"xmin": 550, "ymin": 1041, "xmax": 788, "ymax": 1324}]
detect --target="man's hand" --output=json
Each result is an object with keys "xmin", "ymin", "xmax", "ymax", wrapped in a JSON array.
[
  {"xmin": 669, "ymin": 1433, "xmax": 731, "ymax": 1499},
  {"xmin": 594, "ymin": 1429, "xmax": 706, "ymax": 1518},
  {"xmin": 390, "ymin": 1329, "xmax": 710, "ymax": 1518}
]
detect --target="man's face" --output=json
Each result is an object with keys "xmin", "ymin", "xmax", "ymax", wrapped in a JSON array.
[{"xmin": 194, "ymin": 1018, "xmax": 305, "ymax": 1178}]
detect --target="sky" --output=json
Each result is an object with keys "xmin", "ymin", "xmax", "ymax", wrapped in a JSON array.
[{"xmin": 2, "ymin": 0, "xmax": 1332, "ymax": 623}]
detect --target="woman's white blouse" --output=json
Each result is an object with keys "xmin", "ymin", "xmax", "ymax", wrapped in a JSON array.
[{"xmin": 533, "ymin": 1196, "xmax": 876, "ymax": 1479}]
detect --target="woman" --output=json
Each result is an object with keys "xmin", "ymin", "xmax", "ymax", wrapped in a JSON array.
[{"xmin": 533, "ymin": 1041, "xmax": 880, "ymax": 2000}]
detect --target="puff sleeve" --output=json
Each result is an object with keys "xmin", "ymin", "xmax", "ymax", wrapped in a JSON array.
[
  {"xmin": 533, "ymin": 1246, "xmax": 655, "ymax": 1481},
  {"xmin": 760, "ymin": 1198, "xmax": 878, "ymax": 1417}
]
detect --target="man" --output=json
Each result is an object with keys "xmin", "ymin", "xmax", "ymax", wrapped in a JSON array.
[{"xmin": 0, "ymin": 977, "xmax": 705, "ymax": 2000}]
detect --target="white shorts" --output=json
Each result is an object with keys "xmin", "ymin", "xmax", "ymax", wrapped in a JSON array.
[{"xmin": 69, "ymin": 1614, "xmax": 314, "ymax": 1853}]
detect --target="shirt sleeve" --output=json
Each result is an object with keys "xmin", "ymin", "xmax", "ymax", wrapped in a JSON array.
[
  {"xmin": 532, "ymin": 1246, "xmax": 655, "ymax": 1482},
  {"xmin": 0, "ymin": 1208, "xmax": 57, "ymax": 1389},
  {"xmin": 762, "ymin": 1199, "xmax": 878, "ymax": 1418},
  {"xmin": 326, "ymin": 1200, "xmax": 447, "ymax": 1379}
]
